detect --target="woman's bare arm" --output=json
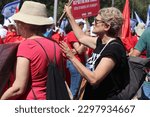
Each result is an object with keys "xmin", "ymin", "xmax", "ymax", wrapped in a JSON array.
[
  {"xmin": 64, "ymin": 5, "xmax": 97, "ymax": 49},
  {"xmin": 59, "ymin": 41, "xmax": 115, "ymax": 86},
  {"xmin": 1, "ymin": 57, "xmax": 30, "ymax": 100}
]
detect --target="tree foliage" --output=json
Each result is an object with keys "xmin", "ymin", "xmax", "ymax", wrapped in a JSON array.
[{"xmin": 101, "ymin": 0, "xmax": 150, "ymax": 22}]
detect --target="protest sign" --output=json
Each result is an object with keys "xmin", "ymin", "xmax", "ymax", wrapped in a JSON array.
[{"xmin": 71, "ymin": 0, "xmax": 100, "ymax": 19}]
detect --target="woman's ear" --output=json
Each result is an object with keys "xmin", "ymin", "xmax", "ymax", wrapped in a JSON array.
[{"xmin": 104, "ymin": 24, "xmax": 110, "ymax": 31}]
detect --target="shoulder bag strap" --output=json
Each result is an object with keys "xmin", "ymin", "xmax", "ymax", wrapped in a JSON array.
[
  {"xmin": 92, "ymin": 38, "xmax": 116, "ymax": 64},
  {"xmin": 99, "ymin": 38, "xmax": 116, "ymax": 55}
]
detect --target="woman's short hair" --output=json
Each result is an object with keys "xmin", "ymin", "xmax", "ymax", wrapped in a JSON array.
[{"xmin": 98, "ymin": 7, "xmax": 123, "ymax": 37}]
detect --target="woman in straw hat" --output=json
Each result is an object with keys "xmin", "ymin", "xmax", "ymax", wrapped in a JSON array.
[{"xmin": 1, "ymin": 1, "xmax": 62, "ymax": 100}]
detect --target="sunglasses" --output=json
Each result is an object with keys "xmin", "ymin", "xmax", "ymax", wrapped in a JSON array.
[{"xmin": 94, "ymin": 18, "xmax": 105, "ymax": 24}]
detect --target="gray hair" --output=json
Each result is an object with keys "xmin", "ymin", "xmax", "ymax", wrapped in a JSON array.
[{"xmin": 98, "ymin": 7, "xmax": 123, "ymax": 37}]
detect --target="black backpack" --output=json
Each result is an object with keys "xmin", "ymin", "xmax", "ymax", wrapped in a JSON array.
[
  {"xmin": 104, "ymin": 41, "xmax": 150, "ymax": 100},
  {"xmin": 34, "ymin": 40, "xmax": 70, "ymax": 100},
  {"xmin": 107, "ymin": 41, "xmax": 150, "ymax": 100},
  {"xmin": 114, "ymin": 56, "xmax": 150, "ymax": 99}
]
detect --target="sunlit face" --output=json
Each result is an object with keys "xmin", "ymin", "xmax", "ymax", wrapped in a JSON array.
[{"xmin": 92, "ymin": 15, "xmax": 108, "ymax": 36}]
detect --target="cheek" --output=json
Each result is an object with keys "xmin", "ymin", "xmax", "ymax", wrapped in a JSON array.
[
  {"xmin": 92, "ymin": 26, "xmax": 99, "ymax": 32},
  {"xmin": 16, "ymin": 26, "xmax": 21, "ymax": 35},
  {"xmin": 92, "ymin": 26, "xmax": 105, "ymax": 36}
]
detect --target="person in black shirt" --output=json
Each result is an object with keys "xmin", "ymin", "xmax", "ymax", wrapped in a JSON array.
[{"xmin": 59, "ymin": 6, "xmax": 129, "ymax": 100}]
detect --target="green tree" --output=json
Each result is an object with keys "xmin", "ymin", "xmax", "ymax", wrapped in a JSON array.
[
  {"xmin": 101, "ymin": 0, "xmax": 150, "ymax": 23},
  {"xmin": 132, "ymin": 0, "xmax": 150, "ymax": 22}
]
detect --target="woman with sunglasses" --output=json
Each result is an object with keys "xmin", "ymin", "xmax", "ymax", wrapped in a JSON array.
[{"xmin": 60, "ymin": 6, "xmax": 129, "ymax": 100}]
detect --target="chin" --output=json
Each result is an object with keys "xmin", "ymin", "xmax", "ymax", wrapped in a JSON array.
[{"xmin": 92, "ymin": 31, "xmax": 97, "ymax": 35}]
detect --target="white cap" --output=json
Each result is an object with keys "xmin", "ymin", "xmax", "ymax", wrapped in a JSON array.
[
  {"xmin": 48, "ymin": 17, "xmax": 54, "ymax": 24},
  {"xmin": 75, "ymin": 19, "xmax": 86, "ymax": 24},
  {"xmin": 0, "ymin": 26, "xmax": 7, "ymax": 38},
  {"xmin": 0, "ymin": 24, "xmax": 3, "ymax": 28},
  {"xmin": 3, "ymin": 17, "xmax": 16, "ymax": 27}
]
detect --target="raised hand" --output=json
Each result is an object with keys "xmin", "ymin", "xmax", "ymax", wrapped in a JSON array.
[
  {"xmin": 59, "ymin": 41, "xmax": 75, "ymax": 60},
  {"xmin": 64, "ymin": 5, "xmax": 72, "ymax": 18}
]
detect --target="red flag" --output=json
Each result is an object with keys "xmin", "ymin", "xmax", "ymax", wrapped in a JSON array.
[{"xmin": 121, "ymin": 0, "xmax": 132, "ymax": 52}]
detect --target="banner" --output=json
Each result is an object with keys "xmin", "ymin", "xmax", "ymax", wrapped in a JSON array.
[
  {"xmin": 1, "ymin": 0, "xmax": 20, "ymax": 18},
  {"xmin": 71, "ymin": 0, "xmax": 100, "ymax": 19}
]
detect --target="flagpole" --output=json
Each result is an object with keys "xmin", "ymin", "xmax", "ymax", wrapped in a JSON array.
[
  {"xmin": 53, "ymin": 0, "xmax": 58, "ymax": 25},
  {"xmin": 112, "ymin": 0, "xmax": 114, "ymax": 7},
  {"xmin": 56, "ymin": 0, "xmax": 73, "ymax": 26}
]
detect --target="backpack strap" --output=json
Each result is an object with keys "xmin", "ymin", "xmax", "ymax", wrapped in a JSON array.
[
  {"xmin": 34, "ymin": 39, "xmax": 57, "ymax": 64},
  {"xmin": 53, "ymin": 42, "xmax": 56, "ymax": 65},
  {"xmin": 30, "ymin": 39, "xmax": 56, "ymax": 100},
  {"xmin": 31, "ymin": 87, "xmax": 37, "ymax": 100},
  {"xmin": 34, "ymin": 40, "xmax": 49, "ymax": 63}
]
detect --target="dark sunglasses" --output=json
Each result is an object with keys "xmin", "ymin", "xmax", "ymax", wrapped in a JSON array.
[{"xmin": 94, "ymin": 18, "xmax": 104, "ymax": 24}]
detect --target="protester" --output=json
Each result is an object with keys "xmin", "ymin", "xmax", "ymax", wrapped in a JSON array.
[
  {"xmin": 131, "ymin": 27, "xmax": 149, "ymax": 57},
  {"xmin": 43, "ymin": 17, "xmax": 55, "ymax": 38},
  {"xmin": 44, "ymin": 17, "xmax": 65, "ymax": 43},
  {"xmin": 0, "ymin": 24, "xmax": 7, "ymax": 40},
  {"xmin": 64, "ymin": 21, "xmax": 86, "ymax": 99},
  {"xmin": 3, "ymin": 17, "xmax": 25, "ymax": 43},
  {"xmin": 59, "ymin": 6, "xmax": 129, "ymax": 100},
  {"xmin": 0, "ymin": 36, "xmax": 3, "ymax": 44},
  {"xmin": 60, "ymin": 18, "xmax": 69, "ymax": 31},
  {"xmin": 0, "ymin": 24, "xmax": 4, "ymax": 44},
  {"xmin": 1, "ymin": 17, "xmax": 26, "ymax": 94},
  {"xmin": 128, "ymin": 23, "xmax": 146, "ymax": 57},
  {"xmin": 51, "ymin": 26, "xmax": 65, "ymax": 43},
  {"xmin": 1, "ymin": 1, "xmax": 62, "ymax": 100},
  {"xmin": 131, "ymin": 27, "xmax": 150, "ymax": 99}
]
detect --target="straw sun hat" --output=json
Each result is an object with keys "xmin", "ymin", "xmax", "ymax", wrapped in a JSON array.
[{"xmin": 12, "ymin": 1, "xmax": 54, "ymax": 25}]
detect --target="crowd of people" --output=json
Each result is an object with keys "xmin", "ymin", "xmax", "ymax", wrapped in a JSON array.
[{"xmin": 0, "ymin": 1, "xmax": 149, "ymax": 100}]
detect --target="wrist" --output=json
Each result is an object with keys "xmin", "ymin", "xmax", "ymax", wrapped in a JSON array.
[
  {"xmin": 69, "ymin": 55, "xmax": 76, "ymax": 61},
  {"xmin": 67, "ymin": 13, "xmax": 74, "ymax": 20}
]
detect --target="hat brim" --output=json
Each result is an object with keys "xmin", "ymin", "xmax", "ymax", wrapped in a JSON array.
[{"xmin": 12, "ymin": 12, "xmax": 54, "ymax": 26}]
